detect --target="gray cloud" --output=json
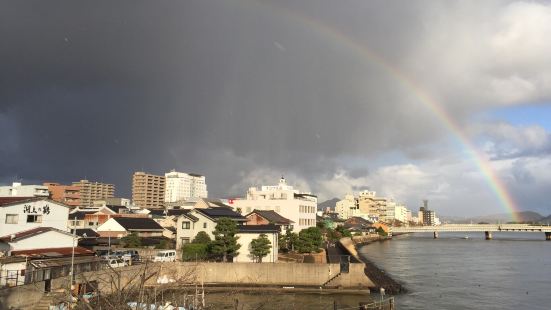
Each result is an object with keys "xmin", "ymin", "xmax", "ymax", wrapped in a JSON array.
[{"xmin": 1, "ymin": 0, "xmax": 551, "ymax": 216}]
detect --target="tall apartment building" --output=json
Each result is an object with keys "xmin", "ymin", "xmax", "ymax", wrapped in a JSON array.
[
  {"xmin": 164, "ymin": 170, "xmax": 207, "ymax": 203},
  {"xmin": 335, "ymin": 194, "xmax": 359, "ymax": 219},
  {"xmin": 357, "ymin": 190, "xmax": 387, "ymax": 220},
  {"xmin": 231, "ymin": 177, "xmax": 317, "ymax": 232},
  {"xmin": 132, "ymin": 172, "xmax": 165, "ymax": 209},
  {"xmin": 0, "ymin": 182, "xmax": 50, "ymax": 198},
  {"xmin": 72, "ymin": 179, "xmax": 115, "ymax": 208},
  {"xmin": 44, "ymin": 182, "xmax": 81, "ymax": 207},
  {"xmin": 393, "ymin": 204, "xmax": 408, "ymax": 223}
]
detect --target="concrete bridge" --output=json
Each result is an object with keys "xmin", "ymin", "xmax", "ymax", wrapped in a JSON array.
[{"xmin": 392, "ymin": 224, "xmax": 551, "ymax": 240}]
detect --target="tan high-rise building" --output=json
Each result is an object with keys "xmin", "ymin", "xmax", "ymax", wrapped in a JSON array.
[
  {"xmin": 44, "ymin": 182, "xmax": 81, "ymax": 207},
  {"xmin": 132, "ymin": 172, "xmax": 165, "ymax": 209},
  {"xmin": 72, "ymin": 179, "xmax": 115, "ymax": 208}
]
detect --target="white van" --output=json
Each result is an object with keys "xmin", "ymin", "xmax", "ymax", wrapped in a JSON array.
[{"xmin": 153, "ymin": 250, "xmax": 177, "ymax": 262}]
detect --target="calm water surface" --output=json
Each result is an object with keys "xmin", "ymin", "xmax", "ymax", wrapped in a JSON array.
[{"xmin": 358, "ymin": 232, "xmax": 551, "ymax": 309}]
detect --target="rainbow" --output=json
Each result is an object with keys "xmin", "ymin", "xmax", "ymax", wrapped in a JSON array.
[{"xmin": 244, "ymin": 1, "xmax": 520, "ymax": 220}]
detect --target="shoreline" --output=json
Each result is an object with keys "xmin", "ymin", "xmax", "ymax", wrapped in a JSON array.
[
  {"xmin": 153, "ymin": 285, "xmax": 371, "ymax": 295},
  {"xmin": 342, "ymin": 236, "xmax": 405, "ymax": 294}
]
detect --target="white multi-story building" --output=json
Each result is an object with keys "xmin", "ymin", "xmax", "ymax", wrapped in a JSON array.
[
  {"xmin": 0, "ymin": 183, "xmax": 49, "ymax": 198},
  {"xmin": 394, "ymin": 204, "xmax": 408, "ymax": 223},
  {"xmin": 231, "ymin": 177, "xmax": 317, "ymax": 232},
  {"xmin": 164, "ymin": 171, "xmax": 208, "ymax": 203}
]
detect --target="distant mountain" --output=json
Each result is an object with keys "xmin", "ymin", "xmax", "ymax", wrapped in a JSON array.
[
  {"xmin": 317, "ymin": 198, "xmax": 339, "ymax": 211},
  {"xmin": 450, "ymin": 211, "xmax": 545, "ymax": 224},
  {"xmin": 540, "ymin": 214, "xmax": 551, "ymax": 224}
]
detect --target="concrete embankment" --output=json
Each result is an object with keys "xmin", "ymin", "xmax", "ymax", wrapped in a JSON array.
[
  {"xmin": 338, "ymin": 237, "xmax": 404, "ymax": 294},
  {"xmin": 1, "ymin": 261, "xmax": 377, "ymax": 309}
]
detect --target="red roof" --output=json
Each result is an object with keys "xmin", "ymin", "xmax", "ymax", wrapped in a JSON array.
[
  {"xmin": 0, "ymin": 196, "xmax": 36, "ymax": 206},
  {"xmin": 11, "ymin": 247, "xmax": 94, "ymax": 257},
  {"xmin": 0, "ymin": 227, "xmax": 72, "ymax": 242}
]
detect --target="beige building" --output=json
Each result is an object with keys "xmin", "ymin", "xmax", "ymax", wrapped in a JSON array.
[
  {"xmin": 335, "ymin": 194, "xmax": 359, "ymax": 219},
  {"xmin": 231, "ymin": 177, "xmax": 317, "ymax": 232},
  {"xmin": 132, "ymin": 172, "xmax": 165, "ymax": 209},
  {"xmin": 72, "ymin": 180, "xmax": 115, "ymax": 208},
  {"xmin": 358, "ymin": 190, "xmax": 386, "ymax": 220}
]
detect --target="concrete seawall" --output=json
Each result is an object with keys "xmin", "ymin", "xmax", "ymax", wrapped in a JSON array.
[
  {"xmin": 1, "ymin": 262, "xmax": 376, "ymax": 309},
  {"xmin": 338, "ymin": 237, "xmax": 404, "ymax": 294},
  {"xmin": 85, "ymin": 262, "xmax": 375, "ymax": 289}
]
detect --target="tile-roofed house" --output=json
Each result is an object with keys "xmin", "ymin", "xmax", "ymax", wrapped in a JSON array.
[
  {"xmin": 104, "ymin": 205, "xmax": 128, "ymax": 214},
  {"xmin": 0, "ymin": 197, "xmax": 36, "ymax": 206},
  {"xmin": 343, "ymin": 216, "xmax": 375, "ymax": 233},
  {"xmin": 96, "ymin": 217, "xmax": 164, "ymax": 238},
  {"xmin": 238, "ymin": 224, "xmax": 280, "ymax": 233},
  {"xmin": 67, "ymin": 206, "xmax": 119, "ymax": 230},
  {"xmin": 235, "ymin": 224, "xmax": 280, "ymax": 263},
  {"xmin": 0, "ymin": 227, "xmax": 77, "ymax": 256},
  {"xmin": 245, "ymin": 210, "xmax": 294, "ymax": 231},
  {"xmin": 71, "ymin": 228, "xmax": 100, "ymax": 238},
  {"xmin": 11, "ymin": 246, "xmax": 94, "ymax": 257},
  {"xmin": 147, "ymin": 208, "xmax": 193, "ymax": 239},
  {"xmin": 195, "ymin": 207, "xmax": 247, "ymax": 221},
  {"xmin": 175, "ymin": 207, "xmax": 247, "ymax": 250}
]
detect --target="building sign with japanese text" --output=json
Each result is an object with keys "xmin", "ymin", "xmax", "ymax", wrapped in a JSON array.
[{"xmin": 23, "ymin": 204, "xmax": 51, "ymax": 215}]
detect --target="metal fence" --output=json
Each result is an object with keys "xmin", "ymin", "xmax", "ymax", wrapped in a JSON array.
[{"xmin": 0, "ymin": 269, "xmax": 25, "ymax": 288}]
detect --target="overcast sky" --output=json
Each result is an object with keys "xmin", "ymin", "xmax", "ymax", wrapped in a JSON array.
[{"xmin": 1, "ymin": 0, "xmax": 551, "ymax": 217}]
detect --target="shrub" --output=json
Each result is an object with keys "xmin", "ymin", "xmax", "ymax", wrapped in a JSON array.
[{"xmin": 181, "ymin": 243, "xmax": 209, "ymax": 261}]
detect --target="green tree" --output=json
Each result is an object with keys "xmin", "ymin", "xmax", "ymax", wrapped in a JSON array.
[
  {"xmin": 335, "ymin": 226, "xmax": 352, "ymax": 238},
  {"xmin": 296, "ymin": 227, "xmax": 323, "ymax": 253},
  {"xmin": 375, "ymin": 227, "xmax": 388, "ymax": 237},
  {"xmin": 192, "ymin": 231, "xmax": 211, "ymax": 244},
  {"xmin": 210, "ymin": 217, "xmax": 241, "ymax": 262},
  {"xmin": 155, "ymin": 240, "xmax": 172, "ymax": 249},
  {"xmin": 279, "ymin": 228, "xmax": 299, "ymax": 252},
  {"xmin": 121, "ymin": 232, "xmax": 141, "ymax": 248},
  {"xmin": 250, "ymin": 233, "xmax": 272, "ymax": 263}
]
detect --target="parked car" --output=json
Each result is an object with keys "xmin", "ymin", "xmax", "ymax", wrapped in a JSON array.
[
  {"xmin": 122, "ymin": 250, "xmax": 140, "ymax": 262},
  {"xmin": 107, "ymin": 258, "xmax": 127, "ymax": 268},
  {"xmin": 153, "ymin": 250, "xmax": 176, "ymax": 262}
]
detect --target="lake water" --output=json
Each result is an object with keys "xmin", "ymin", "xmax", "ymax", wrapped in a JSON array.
[{"xmin": 358, "ymin": 232, "xmax": 551, "ymax": 309}]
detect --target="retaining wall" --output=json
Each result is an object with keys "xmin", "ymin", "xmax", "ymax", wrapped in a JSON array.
[{"xmin": 0, "ymin": 282, "xmax": 44, "ymax": 310}]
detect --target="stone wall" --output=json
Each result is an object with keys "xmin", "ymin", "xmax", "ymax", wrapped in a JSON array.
[{"xmin": 0, "ymin": 282, "xmax": 44, "ymax": 310}]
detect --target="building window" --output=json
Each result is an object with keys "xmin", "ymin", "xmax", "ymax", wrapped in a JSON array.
[
  {"xmin": 5, "ymin": 214, "xmax": 18, "ymax": 224},
  {"xmin": 182, "ymin": 221, "xmax": 191, "ymax": 229},
  {"xmin": 27, "ymin": 215, "xmax": 43, "ymax": 223},
  {"xmin": 203, "ymin": 222, "xmax": 207, "ymax": 229},
  {"xmin": 181, "ymin": 237, "xmax": 190, "ymax": 245}
]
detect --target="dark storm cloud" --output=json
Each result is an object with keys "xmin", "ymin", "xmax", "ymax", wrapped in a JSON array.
[
  {"xmin": 1, "ymin": 0, "xmax": 444, "ymax": 197},
  {"xmin": 4, "ymin": 0, "xmax": 548, "ymax": 213}
]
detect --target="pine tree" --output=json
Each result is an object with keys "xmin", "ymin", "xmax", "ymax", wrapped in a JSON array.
[
  {"xmin": 121, "ymin": 232, "xmax": 141, "ymax": 248},
  {"xmin": 192, "ymin": 231, "xmax": 212, "ymax": 244},
  {"xmin": 296, "ymin": 227, "xmax": 323, "ymax": 253},
  {"xmin": 250, "ymin": 233, "xmax": 272, "ymax": 263},
  {"xmin": 210, "ymin": 217, "xmax": 241, "ymax": 262}
]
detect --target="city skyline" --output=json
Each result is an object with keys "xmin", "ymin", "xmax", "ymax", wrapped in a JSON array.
[{"xmin": 1, "ymin": 1, "xmax": 551, "ymax": 217}]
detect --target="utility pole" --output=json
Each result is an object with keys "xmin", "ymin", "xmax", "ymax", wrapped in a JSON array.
[{"xmin": 68, "ymin": 216, "xmax": 77, "ymax": 309}]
